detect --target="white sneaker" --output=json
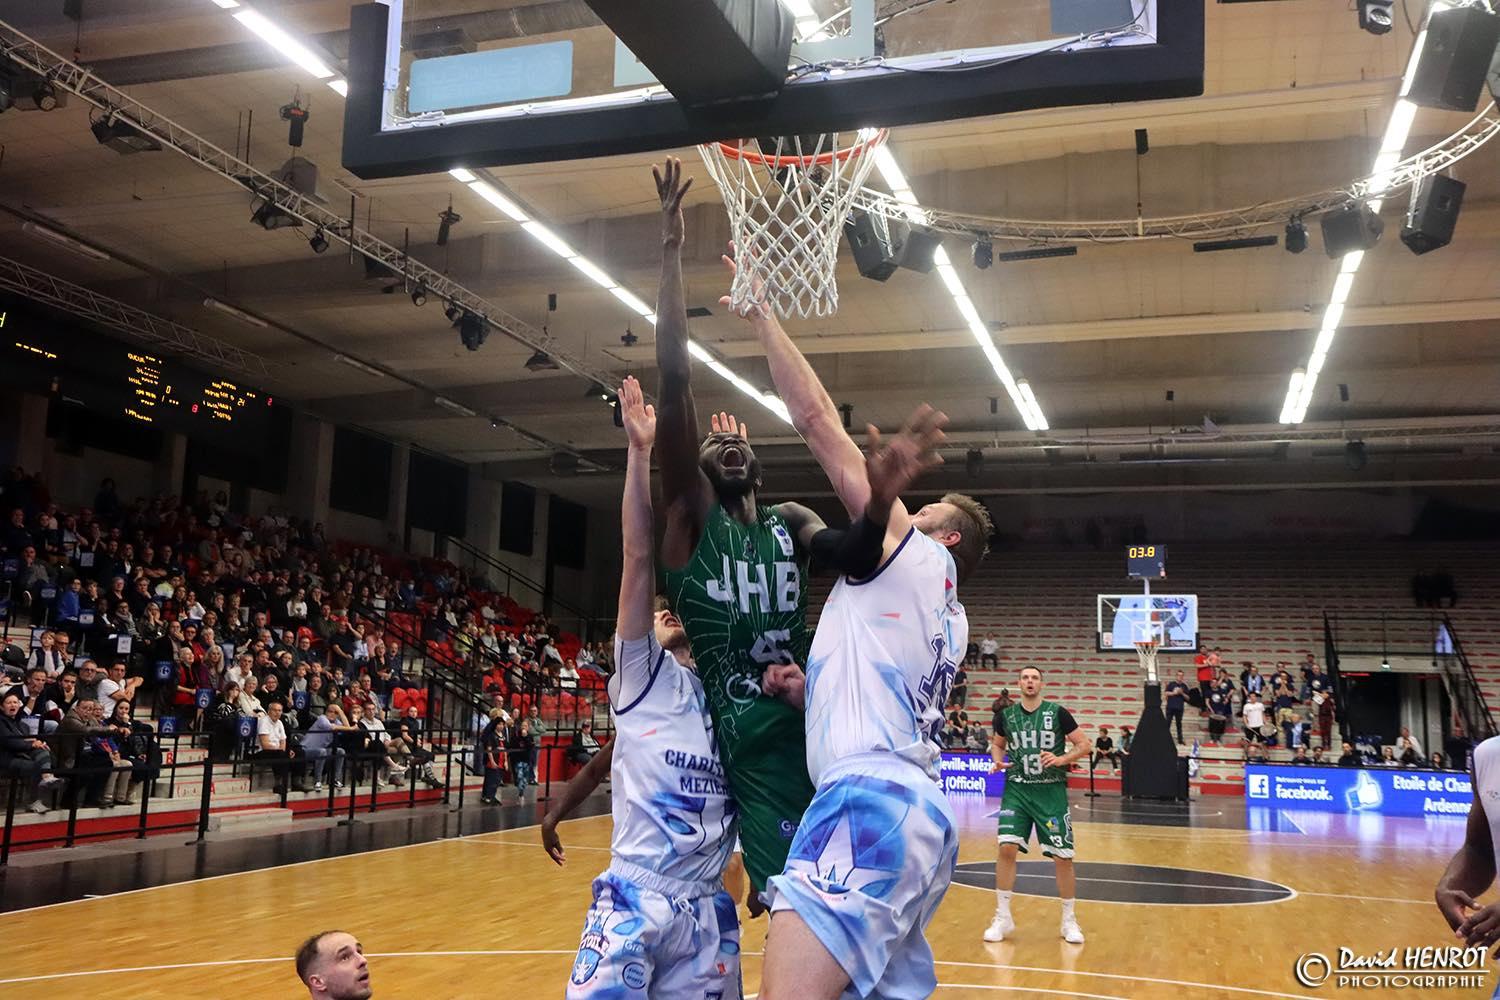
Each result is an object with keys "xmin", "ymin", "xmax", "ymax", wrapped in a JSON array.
[
  {"xmin": 1061, "ymin": 919, "xmax": 1085, "ymax": 944},
  {"xmin": 983, "ymin": 910, "xmax": 1015, "ymax": 942}
]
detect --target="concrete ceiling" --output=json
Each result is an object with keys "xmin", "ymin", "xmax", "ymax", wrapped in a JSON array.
[{"xmin": 2, "ymin": 0, "xmax": 1498, "ymax": 512}]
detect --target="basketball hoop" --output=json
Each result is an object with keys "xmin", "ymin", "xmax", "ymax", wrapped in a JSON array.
[
  {"xmin": 697, "ymin": 129, "xmax": 888, "ymax": 319},
  {"xmin": 1134, "ymin": 637, "xmax": 1161, "ymax": 682}
]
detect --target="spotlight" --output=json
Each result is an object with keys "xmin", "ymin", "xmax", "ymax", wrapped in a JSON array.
[
  {"xmin": 1284, "ymin": 218, "xmax": 1308, "ymax": 254},
  {"xmin": 1192, "ymin": 235, "xmax": 1278, "ymax": 253},
  {"xmin": 612, "ymin": 397, "xmax": 624, "ymax": 428},
  {"xmin": 250, "ymin": 198, "xmax": 301, "ymax": 231},
  {"xmin": 410, "ymin": 282, "xmax": 428, "ymax": 307},
  {"xmin": 279, "ymin": 99, "xmax": 309, "ymax": 147},
  {"xmin": 308, "ymin": 229, "xmax": 329, "ymax": 254},
  {"xmin": 1338, "ymin": 383, "xmax": 1350, "ymax": 403},
  {"xmin": 965, "ymin": 449, "xmax": 983, "ymax": 478},
  {"xmin": 444, "ymin": 303, "xmax": 462, "ymax": 324},
  {"xmin": 838, "ymin": 403, "xmax": 853, "ymax": 430},
  {"xmin": 620, "ymin": 329, "xmax": 639, "ymax": 348},
  {"xmin": 1345, "ymin": 441, "xmax": 1368, "ymax": 472},
  {"xmin": 989, "ymin": 397, "xmax": 998, "ymax": 415},
  {"xmin": 585, "ymin": 382, "xmax": 611, "ymax": 401},
  {"xmin": 1356, "ymin": 0, "xmax": 1393, "ymax": 35},
  {"xmin": 971, "ymin": 239, "xmax": 993, "ymax": 270},
  {"xmin": 524, "ymin": 350, "xmax": 559, "ymax": 372},
  {"xmin": 33, "ymin": 80, "xmax": 58, "ymax": 112},
  {"xmin": 90, "ymin": 115, "xmax": 161, "ymax": 154},
  {"xmin": 457, "ymin": 312, "xmax": 487, "ymax": 352},
  {"xmin": 436, "ymin": 207, "xmax": 461, "ymax": 247}
]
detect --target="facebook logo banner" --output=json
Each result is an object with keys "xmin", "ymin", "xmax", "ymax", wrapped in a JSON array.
[
  {"xmin": 1244, "ymin": 763, "xmax": 1472, "ymax": 818},
  {"xmin": 939, "ymin": 752, "xmax": 1007, "ymax": 797}
]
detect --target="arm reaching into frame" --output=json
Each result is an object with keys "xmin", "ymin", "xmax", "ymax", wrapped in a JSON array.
[
  {"xmin": 616, "ymin": 376, "xmax": 656, "ymax": 643},
  {"xmin": 653, "ymin": 158, "xmax": 713, "ymax": 569},
  {"xmin": 722, "ymin": 250, "xmax": 870, "ymax": 522},
  {"xmin": 540, "ymin": 740, "xmax": 617, "ymax": 866}
]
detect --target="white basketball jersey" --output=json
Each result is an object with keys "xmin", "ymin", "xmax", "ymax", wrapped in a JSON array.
[
  {"xmin": 607, "ymin": 634, "xmax": 737, "ymax": 885},
  {"xmin": 1471, "ymin": 735, "xmax": 1500, "ymax": 882},
  {"xmin": 803, "ymin": 528, "xmax": 969, "ymax": 785}
]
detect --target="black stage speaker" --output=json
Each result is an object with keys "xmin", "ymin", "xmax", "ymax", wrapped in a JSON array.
[
  {"xmin": 1401, "ymin": 174, "xmax": 1466, "ymax": 255},
  {"xmin": 844, "ymin": 210, "xmax": 904, "ymax": 281},
  {"xmin": 1320, "ymin": 203, "xmax": 1383, "ymax": 258},
  {"xmin": 1121, "ymin": 681, "xmax": 1190, "ymax": 799},
  {"xmin": 1405, "ymin": 5, "xmax": 1500, "ymax": 112}
]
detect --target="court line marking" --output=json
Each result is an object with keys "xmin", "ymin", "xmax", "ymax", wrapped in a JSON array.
[{"xmin": 0, "ymin": 949, "xmax": 1319, "ymax": 999}]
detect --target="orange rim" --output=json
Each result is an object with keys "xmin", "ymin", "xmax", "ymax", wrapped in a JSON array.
[{"xmin": 713, "ymin": 129, "xmax": 887, "ymax": 168}]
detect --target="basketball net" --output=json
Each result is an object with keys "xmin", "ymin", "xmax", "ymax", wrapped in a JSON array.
[
  {"xmin": 697, "ymin": 130, "xmax": 887, "ymax": 319},
  {"xmin": 1135, "ymin": 638, "xmax": 1160, "ymax": 683}
]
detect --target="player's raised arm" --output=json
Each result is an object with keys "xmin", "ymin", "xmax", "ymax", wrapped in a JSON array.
[
  {"xmin": 616, "ymin": 376, "xmax": 656, "ymax": 643},
  {"xmin": 721, "ymin": 252, "xmax": 869, "ymax": 521},
  {"xmin": 653, "ymin": 158, "xmax": 712, "ymax": 562}
]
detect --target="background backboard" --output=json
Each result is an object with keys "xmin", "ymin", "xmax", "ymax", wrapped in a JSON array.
[
  {"xmin": 1098, "ymin": 593, "xmax": 1199, "ymax": 653},
  {"xmin": 343, "ymin": 0, "xmax": 1203, "ymax": 177}
]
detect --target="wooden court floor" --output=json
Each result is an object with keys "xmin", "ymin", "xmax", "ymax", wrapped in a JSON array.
[{"xmin": 0, "ymin": 797, "xmax": 1475, "ymax": 999}]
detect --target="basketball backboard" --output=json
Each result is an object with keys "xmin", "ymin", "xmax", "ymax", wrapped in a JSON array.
[
  {"xmin": 1097, "ymin": 594, "xmax": 1199, "ymax": 653},
  {"xmin": 342, "ymin": 0, "xmax": 1203, "ymax": 178}
]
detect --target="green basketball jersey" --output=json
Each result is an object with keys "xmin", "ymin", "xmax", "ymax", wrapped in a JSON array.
[
  {"xmin": 662, "ymin": 502, "xmax": 815, "ymax": 891},
  {"xmin": 662, "ymin": 502, "xmax": 810, "ymax": 767},
  {"xmin": 996, "ymin": 699, "xmax": 1077, "ymax": 785}
]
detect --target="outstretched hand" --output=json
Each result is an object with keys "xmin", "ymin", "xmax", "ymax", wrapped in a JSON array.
[
  {"xmin": 718, "ymin": 245, "xmax": 771, "ymax": 320},
  {"xmin": 619, "ymin": 375, "xmax": 655, "ymax": 451},
  {"xmin": 709, "ymin": 411, "xmax": 748, "ymax": 443},
  {"xmin": 865, "ymin": 404, "xmax": 947, "ymax": 523},
  {"xmin": 541, "ymin": 814, "xmax": 566, "ymax": 866},
  {"xmin": 653, "ymin": 157, "xmax": 693, "ymax": 248}
]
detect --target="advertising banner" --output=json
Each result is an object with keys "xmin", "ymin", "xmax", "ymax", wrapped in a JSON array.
[
  {"xmin": 1244, "ymin": 763, "xmax": 1471, "ymax": 818},
  {"xmin": 940, "ymin": 752, "xmax": 1007, "ymax": 797}
]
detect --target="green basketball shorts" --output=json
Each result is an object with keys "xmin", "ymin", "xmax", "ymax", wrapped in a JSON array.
[{"xmin": 995, "ymin": 781, "xmax": 1074, "ymax": 859}]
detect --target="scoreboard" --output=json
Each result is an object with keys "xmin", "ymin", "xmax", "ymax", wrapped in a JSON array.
[{"xmin": 1, "ymin": 300, "xmax": 274, "ymax": 446}]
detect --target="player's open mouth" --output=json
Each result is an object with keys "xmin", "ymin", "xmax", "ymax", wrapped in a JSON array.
[{"xmin": 720, "ymin": 444, "xmax": 746, "ymax": 470}]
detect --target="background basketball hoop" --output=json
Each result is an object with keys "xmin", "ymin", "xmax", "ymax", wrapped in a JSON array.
[{"xmin": 697, "ymin": 130, "xmax": 887, "ymax": 319}]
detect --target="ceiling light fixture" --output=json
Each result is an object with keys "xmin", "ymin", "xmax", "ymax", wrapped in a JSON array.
[
  {"xmin": 410, "ymin": 282, "xmax": 428, "ymax": 307},
  {"xmin": 231, "ymin": 8, "xmax": 336, "ymax": 80},
  {"xmin": 524, "ymin": 350, "xmax": 559, "ymax": 371},
  {"xmin": 869, "ymin": 144, "xmax": 1046, "ymax": 430},
  {"xmin": 1280, "ymin": 7, "xmax": 1437, "ymax": 426},
  {"xmin": 433, "ymin": 396, "xmax": 478, "ymax": 417},
  {"xmin": 21, "ymin": 222, "xmax": 112, "ymax": 262},
  {"xmin": 202, "ymin": 297, "xmax": 270, "ymax": 329},
  {"xmin": 333, "ymin": 354, "xmax": 386, "ymax": 378},
  {"xmin": 307, "ymin": 228, "xmax": 329, "ymax": 254}
]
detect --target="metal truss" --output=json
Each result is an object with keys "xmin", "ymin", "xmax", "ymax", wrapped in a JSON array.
[
  {"xmin": 0, "ymin": 18, "xmax": 615, "ymax": 462},
  {"xmin": 854, "ymin": 104, "xmax": 1500, "ymax": 244},
  {"xmin": 0, "ymin": 255, "xmax": 275, "ymax": 379}
]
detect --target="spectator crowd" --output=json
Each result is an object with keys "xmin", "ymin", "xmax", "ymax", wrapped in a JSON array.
[{"xmin": 0, "ymin": 466, "xmax": 609, "ymax": 817}]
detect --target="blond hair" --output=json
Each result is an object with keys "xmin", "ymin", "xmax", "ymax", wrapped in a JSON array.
[{"xmin": 937, "ymin": 492, "xmax": 992, "ymax": 583}]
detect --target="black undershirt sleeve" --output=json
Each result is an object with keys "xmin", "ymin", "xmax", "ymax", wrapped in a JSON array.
[
  {"xmin": 1057, "ymin": 707, "xmax": 1078, "ymax": 737},
  {"xmin": 808, "ymin": 515, "xmax": 887, "ymax": 580}
]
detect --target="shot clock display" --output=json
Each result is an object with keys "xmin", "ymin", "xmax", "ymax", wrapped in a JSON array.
[{"xmin": 1127, "ymin": 544, "xmax": 1167, "ymax": 579}]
